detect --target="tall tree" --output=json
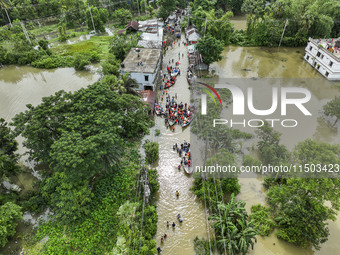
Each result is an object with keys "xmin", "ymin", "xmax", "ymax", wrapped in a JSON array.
[
  {"xmin": 86, "ymin": 7, "xmax": 109, "ymax": 32},
  {"xmin": 210, "ymin": 194, "xmax": 257, "ymax": 254},
  {"xmin": 267, "ymin": 139, "xmax": 340, "ymax": 249},
  {"xmin": 11, "ymin": 81, "xmax": 151, "ymax": 179},
  {"xmin": 0, "ymin": 118, "xmax": 18, "ymax": 179},
  {"xmin": 157, "ymin": 0, "xmax": 176, "ymax": 21},
  {"xmin": 255, "ymin": 121, "xmax": 290, "ymax": 165},
  {"xmin": 112, "ymin": 8, "xmax": 132, "ymax": 26},
  {"xmin": 196, "ymin": 35, "xmax": 224, "ymax": 67}
]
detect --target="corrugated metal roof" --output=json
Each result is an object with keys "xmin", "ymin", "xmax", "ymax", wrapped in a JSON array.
[{"xmin": 126, "ymin": 21, "xmax": 139, "ymax": 30}]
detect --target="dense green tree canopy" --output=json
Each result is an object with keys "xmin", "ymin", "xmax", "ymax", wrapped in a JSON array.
[
  {"xmin": 143, "ymin": 140, "xmax": 159, "ymax": 164},
  {"xmin": 196, "ymin": 35, "xmax": 224, "ymax": 66},
  {"xmin": 241, "ymin": 0, "xmax": 340, "ymax": 46},
  {"xmin": 0, "ymin": 118, "xmax": 17, "ymax": 158},
  {"xmin": 112, "ymin": 8, "xmax": 132, "ymax": 26},
  {"xmin": 157, "ymin": 0, "xmax": 176, "ymax": 21},
  {"xmin": 256, "ymin": 124, "xmax": 340, "ymax": 249},
  {"xmin": 0, "ymin": 118, "xmax": 18, "ymax": 179},
  {"xmin": 109, "ymin": 33, "xmax": 139, "ymax": 61},
  {"xmin": 11, "ymin": 81, "xmax": 151, "ymax": 179},
  {"xmin": 0, "ymin": 202, "xmax": 22, "ymax": 247},
  {"xmin": 256, "ymin": 121, "xmax": 290, "ymax": 165},
  {"xmin": 11, "ymin": 78, "xmax": 151, "ymax": 224},
  {"xmin": 86, "ymin": 7, "xmax": 109, "ymax": 33}
]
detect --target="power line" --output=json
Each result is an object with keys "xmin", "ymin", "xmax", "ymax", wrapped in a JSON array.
[
  {"xmin": 212, "ymin": 172, "xmax": 228, "ymax": 255},
  {"xmin": 88, "ymin": 5, "xmax": 96, "ymax": 33},
  {"xmin": 188, "ymin": 13, "xmax": 340, "ymax": 23},
  {"xmin": 193, "ymin": 83, "xmax": 235, "ymax": 255},
  {"xmin": 206, "ymin": 128, "xmax": 229, "ymax": 255},
  {"xmin": 197, "ymin": 112, "xmax": 213, "ymax": 254}
]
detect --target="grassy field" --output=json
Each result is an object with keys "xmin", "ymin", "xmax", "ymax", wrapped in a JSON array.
[
  {"xmin": 30, "ymin": 23, "xmax": 60, "ymax": 36},
  {"xmin": 50, "ymin": 35, "xmax": 112, "ymax": 59}
]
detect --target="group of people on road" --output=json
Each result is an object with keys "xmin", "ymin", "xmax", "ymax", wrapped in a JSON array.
[
  {"xmin": 157, "ymin": 220, "xmax": 178, "ymax": 254},
  {"xmin": 156, "ymin": 8, "xmax": 191, "ymax": 254},
  {"xmin": 173, "ymin": 142, "xmax": 192, "ymax": 169}
]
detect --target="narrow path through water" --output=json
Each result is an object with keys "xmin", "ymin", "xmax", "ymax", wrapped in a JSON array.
[{"xmin": 154, "ymin": 34, "xmax": 208, "ymax": 255}]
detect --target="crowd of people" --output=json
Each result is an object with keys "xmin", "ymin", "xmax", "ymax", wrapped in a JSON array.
[
  {"xmin": 155, "ymin": 8, "xmax": 193, "ymax": 254},
  {"xmin": 162, "ymin": 95, "xmax": 193, "ymax": 131}
]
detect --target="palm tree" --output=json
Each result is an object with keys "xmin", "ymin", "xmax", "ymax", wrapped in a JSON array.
[
  {"xmin": 210, "ymin": 194, "xmax": 257, "ymax": 255},
  {"xmin": 119, "ymin": 73, "xmax": 140, "ymax": 96},
  {"xmin": 234, "ymin": 219, "xmax": 257, "ymax": 255}
]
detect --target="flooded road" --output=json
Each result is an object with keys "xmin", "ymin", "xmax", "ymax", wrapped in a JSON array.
[
  {"xmin": 0, "ymin": 33, "xmax": 339, "ymax": 255},
  {"xmin": 154, "ymin": 37, "xmax": 209, "ymax": 254}
]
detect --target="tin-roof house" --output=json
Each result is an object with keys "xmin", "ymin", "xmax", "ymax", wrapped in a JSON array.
[{"xmin": 126, "ymin": 21, "xmax": 139, "ymax": 32}]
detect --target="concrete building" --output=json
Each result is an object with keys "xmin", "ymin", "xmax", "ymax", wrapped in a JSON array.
[
  {"xmin": 304, "ymin": 38, "xmax": 340, "ymax": 80},
  {"xmin": 120, "ymin": 48, "xmax": 162, "ymax": 91}
]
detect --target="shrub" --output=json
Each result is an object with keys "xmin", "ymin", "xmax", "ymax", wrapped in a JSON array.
[
  {"xmin": 112, "ymin": 9, "xmax": 132, "ymax": 26},
  {"xmin": 250, "ymin": 204, "xmax": 275, "ymax": 236},
  {"xmin": 0, "ymin": 202, "xmax": 22, "ymax": 247},
  {"xmin": 143, "ymin": 140, "xmax": 159, "ymax": 164},
  {"xmin": 31, "ymin": 55, "xmax": 73, "ymax": 69},
  {"xmin": 101, "ymin": 54, "xmax": 120, "ymax": 76},
  {"xmin": 73, "ymin": 53, "xmax": 90, "ymax": 71}
]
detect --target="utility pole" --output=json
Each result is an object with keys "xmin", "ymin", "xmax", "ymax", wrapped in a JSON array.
[
  {"xmin": 20, "ymin": 22, "xmax": 32, "ymax": 45},
  {"xmin": 204, "ymin": 18, "xmax": 207, "ymax": 36},
  {"xmin": 88, "ymin": 5, "xmax": 96, "ymax": 33},
  {"xmin": 4, "ymin": 8, "xmax": 12, "ymax": 27},
  {"xmin": 136, "ymin": 0, "xmax": 141, "ymax": 16},
  {"xmin": 279, "ymin": 19, "xmax": 288, "ymax": 47},
  {"xmin": 187, "ymin": 8, "xmax": 190, "ymax": 27}
]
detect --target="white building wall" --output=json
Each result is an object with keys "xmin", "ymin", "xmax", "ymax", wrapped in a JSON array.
[
  {"xmin": 127, "ymin": 72, "xmax": 156, "ymax": 90},
  {"xmin": 304, "ymin": 41, "xmax": 340, "ymax": 80}
]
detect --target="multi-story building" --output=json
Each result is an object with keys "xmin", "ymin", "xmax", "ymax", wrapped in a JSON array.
[
  {"xmin": 304, "ymin": 38, "xmax": 340, "ymax": 80},
  {"xmin": 120, "ymin": 48, "xmax": 162, "ymax": 91}
]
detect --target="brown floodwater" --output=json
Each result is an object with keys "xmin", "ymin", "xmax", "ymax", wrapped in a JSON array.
[
  {"xmin": 153, "ymin": 36, "xmax": 209, "ymax": 255},
  {"xmin": 0, "ymin": 43, "xmax": 340, "ymax": 255},
  {"xmin": 210, "ymin": 45, "xmax": 340, "ymax": 255},
  {"xmin": 0, "ymin": 65, "xmax": 100, "ymax": 155},
  {"xmin": 209, "ymin": 46, "xmax": 340, "ymax": 150},
  {"xmin": 230, "ymin": 15, "xmax": 248, "ymax": 30}
]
